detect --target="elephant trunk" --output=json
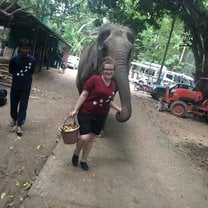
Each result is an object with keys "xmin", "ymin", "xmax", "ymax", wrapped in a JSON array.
[{"xmin": 113, "ymin": 66, "xmax": 132, "ymax": 122}]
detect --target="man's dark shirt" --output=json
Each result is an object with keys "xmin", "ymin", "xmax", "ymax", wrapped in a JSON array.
[{"xmin": 9, "ymin": 54, "xmax": 36, "ymax": 89}]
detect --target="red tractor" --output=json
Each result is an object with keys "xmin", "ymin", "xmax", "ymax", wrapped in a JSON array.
[{"xmin": 158, "ymin": 77, "xmax": 208, "ymax": 120}]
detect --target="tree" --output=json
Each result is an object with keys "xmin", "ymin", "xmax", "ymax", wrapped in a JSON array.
[
  {"xmin": 135, "ymin": 0, "xmax": 208, "ymax": 81},
  {"xmin": 135, "ymin": 16, "xmax": 185, "ymax": 70},
  {"xmin": 55, "ymin": 0, "xmax": 99, "ymax": 55},
  {"xmin": 1, "ymin": 0, "xmax": 99, "ymax": 55},
  {"xmin": 87, "ymin": 0, "xmax": 208, "ymax": 81}
]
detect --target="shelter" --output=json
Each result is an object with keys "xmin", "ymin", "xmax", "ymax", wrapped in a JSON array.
[{"xmin": 0, "ymin": 1, "xmax": 71, "ymax": 71}]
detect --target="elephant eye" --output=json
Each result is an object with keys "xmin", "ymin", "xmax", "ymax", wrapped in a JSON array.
[
  {"xmin": 98, "ymin": 29, "xmax": 111, "ymax": 43},
  {"xmin": 126, "ymin": 31, "xmax": 135, "ymax": 44}
]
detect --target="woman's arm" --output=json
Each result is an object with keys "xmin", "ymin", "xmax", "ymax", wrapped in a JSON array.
[
  {"xmin": 70, "ymin": 90, "xmax": 89, "ymax": 116},
  {"xmin": 110, "ymin": 101, "xmax": 122, "ymax": 113}
]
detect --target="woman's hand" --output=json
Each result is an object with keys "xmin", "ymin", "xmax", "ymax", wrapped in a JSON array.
[
  {"xmin": 69, "ymin": 110, "xmax": 78, "ymax": 117},
  {"xmin": 110, "ymin": 101, "xmax": 122, "ymax": 114},
  {"xmin": 117, "ymin": 107, "xmax": 122, "ymax": 114}
]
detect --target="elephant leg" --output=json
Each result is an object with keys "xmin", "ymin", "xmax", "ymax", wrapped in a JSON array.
[{"xmin": 97, "ymin": 128, "xmax": 106, "ymax": 138}]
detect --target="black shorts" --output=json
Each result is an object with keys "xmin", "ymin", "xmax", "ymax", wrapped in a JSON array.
[{"xmin": 77, "ymin": 111, "xmax": 106, "ymax": 135}]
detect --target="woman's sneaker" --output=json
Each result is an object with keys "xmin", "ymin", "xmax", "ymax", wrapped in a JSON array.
[
  {"xmin": 72, "ymin": 153, "xmax": 79, "ymax": 166},
  {"xmin": 80, "ymin": 161, "xmax": 89, "ymax": 171}
]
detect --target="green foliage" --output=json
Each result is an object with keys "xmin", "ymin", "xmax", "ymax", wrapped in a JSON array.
[
  {"xmin": 46, "ymin": 0, "xmax": 100, "ymax": 55},
  {"xmin": 16, "ymin": 0, "xmax": 52, "ymax": 21},
  {"xmin": 86, "ymin": 0, "xmax": 208, "ymax": 79},
  {"xmin": 8, "ymin": 0, "xmax": 100, "ymax": 55},
  {"xmin": 58, "ymin": 1, "xmax": 99, "ymax": 55},
  {"xmin": 137, "ymin": 17, "xmax": 185, "ymax": 70},
  {"xmin": 87, "ymin": 1, "xmax": 186, "ymax": 70},
  {"xmin": 134, "ymin": 0, "xmax": 208, "ymax": 79},
  {"xmin": 6, "ymin": 0, "xmax": 208, "ymax": 79},
  {"xmin": 61, "ymin": 19, "xmax": 98, "ymax": 55}
]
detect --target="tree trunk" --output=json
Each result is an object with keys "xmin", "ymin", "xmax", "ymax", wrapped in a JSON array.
[
  {"xmin": 203, "ymin": 32, "xmax": 208, "ymax": 77},
  {"xmin": 189, "ymin": 25, "xmax": 203, "ymax": 82}
]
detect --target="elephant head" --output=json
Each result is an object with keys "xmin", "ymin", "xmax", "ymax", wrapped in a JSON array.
[{"xmin": 76, "ymin": 24, "xmax": 135, "ymax": 122}]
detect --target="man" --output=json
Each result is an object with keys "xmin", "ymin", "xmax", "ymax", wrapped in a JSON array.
[
  {"xmin": 56, "ymin": 49, "xmax": 63, "ymax": 69},
  {"xmin": 9, "ymin": 38, "xmax": 36, "ymax": 136}
]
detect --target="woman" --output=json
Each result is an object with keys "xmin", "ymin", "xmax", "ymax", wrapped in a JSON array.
[{"xmin": 70, "ymin": 56, "xmax": 122, "ymax": 171}]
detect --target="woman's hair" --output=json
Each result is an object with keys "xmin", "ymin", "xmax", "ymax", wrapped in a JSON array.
[
  {"xmin": 19, "ymin": 38, "xmax": 31, "ymax": 48},
  {"xmin": 101, "ymin": 56, "xmax": 116, "ymax": 70}
]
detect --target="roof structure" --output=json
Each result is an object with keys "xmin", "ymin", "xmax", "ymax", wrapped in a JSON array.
[{"xmin": 0, "ymin": 1, "xmax": 71, "ymax": 47}]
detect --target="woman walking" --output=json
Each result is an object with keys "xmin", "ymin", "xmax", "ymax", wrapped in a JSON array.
[{"xmin": 69, "ymin": 56, "xmax": 122, "ymax": 171}]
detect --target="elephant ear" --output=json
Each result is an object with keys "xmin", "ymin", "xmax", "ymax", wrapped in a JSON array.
[
  {"xmin": 76, "ymin": 44, "xmax": 99, "ymax": 93},
  {"xmin": 97, "ymin": 27, "xmax": 111, "ymax": 72},
  {"xmin": 126, "ymin": 27, "xmax": 136, "ymax": 44},
  {"xmin": 80, "ymin": 43, "xmax": 98, "ymax": 75},
  {"xmin": 88, "ymin": 43, "xmax": 98, "ymax": 72}
]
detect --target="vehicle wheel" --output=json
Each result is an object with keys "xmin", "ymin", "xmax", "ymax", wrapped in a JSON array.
[
  {"xmin": 138, "ymin": 80, "xmax": 144, "ymax": 85},
  {"xmin": 170, "ymin": 101, "xmax": 187, "ymax": 117},
  {"xmin": 134, "ymin": 84, "xmax": 137, "ymax": 91},
  {"xmin": 155, "ymin": 92, "xmax": 164, "ymax": 100},
  {"xmin": 151, "ymin": 95, "xmax": 157, "ymax": 99},
  {"xmin": 0, "ymin": 98, "xmax": 7, "ymax": 106},
  {"xmin": 138, "ymin": 85, "xmax": 144, "ymax": 91},
  {"xmin": 135, "ymin": 84, "xmax": 144, "ymax": 92},
  {"xmin": 203, "ymin": 115, "xmax": 208, "ymax": 122}
]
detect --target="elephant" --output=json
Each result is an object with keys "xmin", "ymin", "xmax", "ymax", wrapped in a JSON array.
[{"xmin": 76, "ymin": 24, "xmax": 135, "ymax": 122}]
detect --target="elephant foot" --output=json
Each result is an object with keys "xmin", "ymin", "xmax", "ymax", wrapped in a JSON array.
[{"xmin": 97, "ymin": 129, "xmax": 106, "ymax": 138}]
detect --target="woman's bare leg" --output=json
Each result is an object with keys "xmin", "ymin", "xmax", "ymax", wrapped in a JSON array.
[
  {"xmin": 72, "ymin": 134, "xmax": 91, "ymax": 167},
  {"xmin": 74, "ymin": 134, "xmax": 91, "ymax": 155},
  {"xmin": 81, "ymin": 135, "xmax": 95, "ymax": 162}
]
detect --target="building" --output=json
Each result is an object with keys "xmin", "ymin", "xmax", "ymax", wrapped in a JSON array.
[{"xmin": 0, "ymin": 2, "xmax": 71, "ymax": 73}]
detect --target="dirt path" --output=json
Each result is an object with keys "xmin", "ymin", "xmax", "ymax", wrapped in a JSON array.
[
  {"xmin": 0, "ymin": 68, "xmax": 78, "ymax": 208},
  {"xmin": 130, "ymin": 90, "xmax": 208, "ymax": 183},
  {"xmin": 0, "ymin": 68, "xmax": 208, "ymax": 208}
]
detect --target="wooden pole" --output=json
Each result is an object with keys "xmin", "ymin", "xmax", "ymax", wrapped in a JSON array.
[{"xmin": 156, "ymin": 16, "xmax": 176, "ymax": 84}]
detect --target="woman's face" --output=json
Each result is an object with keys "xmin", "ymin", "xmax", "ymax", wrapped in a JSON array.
[{"xmin": 103, "ymin": 64, "xmax": 115, "ymax": 79}]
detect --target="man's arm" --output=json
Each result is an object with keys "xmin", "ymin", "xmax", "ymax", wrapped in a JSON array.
[
  {"xmin": 9, "ymin": 58, "xmax": 15, "ymax": 74},
  {"xmin": 31, "ymin": 56, "xmax": 37, "ymax": 74}
]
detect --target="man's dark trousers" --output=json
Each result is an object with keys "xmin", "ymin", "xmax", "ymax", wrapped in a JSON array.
[{"xmin": 10, "ymin": 86, "xmax": 31, "ymax": 126}]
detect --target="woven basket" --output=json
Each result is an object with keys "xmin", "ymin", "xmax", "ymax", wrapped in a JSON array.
[{"xmin": 59, "ymin": 116, "xmax": 80, "ymax": 144}]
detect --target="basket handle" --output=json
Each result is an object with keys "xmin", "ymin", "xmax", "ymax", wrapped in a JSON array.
[{"xmin": 63, "ymin": 116, "xmax": 77, "ymax": 126}]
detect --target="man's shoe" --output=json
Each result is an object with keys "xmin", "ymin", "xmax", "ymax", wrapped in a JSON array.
[
  {"xmin": 16, "ymin": 126, "xmax": 23, "ymax": 136},
  {"xmin": 72, "ymin": 153, "xmax": 79, "ymax": 167},
  {"xmin": 9, "ymin": 120, "xmax": 16, "ymax": 127},
  {"xmin": 80, "ymin": 161, "xmax": 89, "ymax": 171}
]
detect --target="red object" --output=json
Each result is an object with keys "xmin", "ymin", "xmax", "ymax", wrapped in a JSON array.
[
  {"xmin": 81, "ymin": 75, "xmax": 116, "ymax": 116},
  {"xmin": 159, "ymin": 77, "xmax": 208, "ymax": 120}
]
